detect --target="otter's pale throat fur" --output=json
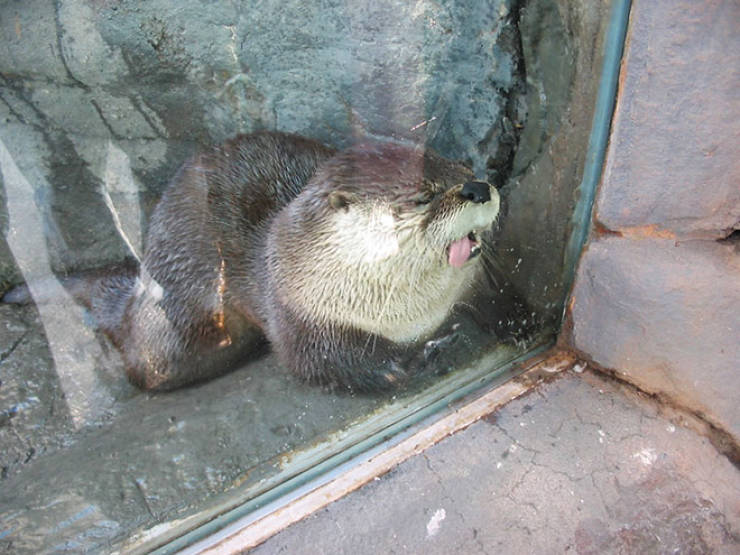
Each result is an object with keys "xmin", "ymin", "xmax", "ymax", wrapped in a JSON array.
[{"xmin": 24, "ymin": 132, "xmax": 501, "ymax": 392}]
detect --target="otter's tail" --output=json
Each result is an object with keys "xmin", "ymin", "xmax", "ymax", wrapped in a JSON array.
[
  {"xmin": 2, "ymin": 274, "xmax": 105, "ymax": 306},
  {"xmin": 2, "ymin": 281, "xmax": 36, "ymax": 304},
  {"xmin": 2, "ymin": 261, "xmax": 139, "ymax": 342}
]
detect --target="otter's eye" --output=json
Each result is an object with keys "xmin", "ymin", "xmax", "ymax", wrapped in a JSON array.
[{"xmin": 412, "ymin": 191, "xmax": 435, "ymax": 206}]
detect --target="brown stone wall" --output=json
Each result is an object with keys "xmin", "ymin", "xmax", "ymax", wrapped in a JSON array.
[{"xmin": 567, "ymin": 0, "xmax": 740, "ymax": 437}]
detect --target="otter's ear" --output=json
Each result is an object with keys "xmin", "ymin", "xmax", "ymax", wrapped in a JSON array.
[{"xmin": 328, "ymin": 190, "xmax": 354, "ymax": 211}]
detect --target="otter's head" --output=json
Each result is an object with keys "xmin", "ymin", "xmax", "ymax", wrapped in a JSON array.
[
  {"xmin": 273, "ymin": 141, "xmax": 501, "ymax": 343},
  {"xmin": 303, "ymin": 142, "xmax": 501, "ymax": 270}
]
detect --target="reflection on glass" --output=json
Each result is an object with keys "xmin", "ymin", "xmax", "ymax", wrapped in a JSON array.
[{"xmin": 1, "ymin": 137, "xmax": 112, "ymax": 428}]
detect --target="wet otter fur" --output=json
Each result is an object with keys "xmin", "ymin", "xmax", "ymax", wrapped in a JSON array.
[{"xmin": 9, "ymin": 131, "xmax": 504, "ymax": 391}]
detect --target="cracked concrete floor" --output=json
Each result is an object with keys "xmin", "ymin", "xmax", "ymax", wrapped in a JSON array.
[{"xmin": 253, "ymin": 370, "xmax": 740, "ymax": 554}]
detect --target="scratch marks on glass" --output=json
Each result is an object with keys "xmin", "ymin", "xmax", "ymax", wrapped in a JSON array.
[
  {"xmin": 410, "ymin": 116, "xmax": 437, "ymax": 132},
  {"xmin": 102, "ymin": 141, "xmax": 142, "ymax": 261}
]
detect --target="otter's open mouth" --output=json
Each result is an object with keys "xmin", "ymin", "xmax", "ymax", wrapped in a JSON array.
[{"xmin": 448, "ymin": 231, "xmax": 482, "ymax": 268}]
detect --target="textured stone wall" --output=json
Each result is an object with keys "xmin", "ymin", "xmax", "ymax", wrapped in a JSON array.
[
  {"xmin": 0, "ymin": 0, "xmax": 526, "ymax": 286},
  {"xmin": 0, "ymin": 0, "xmax": 613, "ymax": 334},
  {"xmin": 568, "ymin": 0, "xmax": 740, "ymax": 438},
  {"xmin": 498, "ymin": 1, "xmax": 610, "ymax": 320}
]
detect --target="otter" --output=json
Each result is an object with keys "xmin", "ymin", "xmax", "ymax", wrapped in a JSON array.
[{"xmin": 9, "ymin": 131, "xmax": 503, "ymax": 391}]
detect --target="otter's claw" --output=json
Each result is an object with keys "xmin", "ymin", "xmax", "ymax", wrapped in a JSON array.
[{"xmin": 423, "ymin": 323, "xmax": 461, "ymax": 363}]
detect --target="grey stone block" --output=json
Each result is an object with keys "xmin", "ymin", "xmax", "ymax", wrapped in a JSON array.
[
  {"xmin": 570, "ymin": 236, "xmax": 740, "ymax": 437},
  {"xmin": 595, "ymin": 0, "xmax": 740, "ymax": 239}
]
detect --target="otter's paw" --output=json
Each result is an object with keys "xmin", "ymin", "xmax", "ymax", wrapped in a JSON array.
[
  {"xmin": 422, "ymin": 323, "xmax": 462, "ymax": 367},
  {"xmin": 337, "ymin": 358, "xmax": 409, "ymax": 393},
  {"xmin": 380, "ymin": 359, "xmax": 410, "ymax": 386},
  {"xmin": 403, "ymin": 324, "xmax": 464, "ymax": 378},
  {"xmin": 351, "ymin": 358, "xmax": 409, "ymax": 392}
]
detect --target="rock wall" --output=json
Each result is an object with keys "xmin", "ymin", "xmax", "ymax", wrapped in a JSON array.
[
  {"xmin": 498, "ymin": 1, "xmax": 611, "ymax": 321},
  {"xmin": 567, "ymin": 0, "xmax": 740, "ymax": 438},
  {"xmin": 0, "ymin": 0, "xmax": 525, "ymax": 285},
  {"xmin": 0, "ymin": 0, "xmax": 613, "ymax": 334}
]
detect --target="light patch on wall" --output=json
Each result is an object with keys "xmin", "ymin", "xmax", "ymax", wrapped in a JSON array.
[
  {"xmin": 103, "ymin": 141, "xmax": 142, "ymax": 260},
  {"xmin": 0, "ymin": 137, "xmax": 114, "ymax": 428},
  {"xmin": 633, "ymin": 448, "xmax": 658, "ymax": 466},
  {"xmin": 425, "ymin": 508, "xmax": 446, "ymax": 538}
]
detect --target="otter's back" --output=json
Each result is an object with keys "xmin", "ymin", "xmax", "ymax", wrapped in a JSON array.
[
  {"xmin": 173, "ymin": 132, "xmax": 335, "ymax": 323},
  {"xmin": 206, "ymin": 132, "xmax": 336, "ymax": 232}
]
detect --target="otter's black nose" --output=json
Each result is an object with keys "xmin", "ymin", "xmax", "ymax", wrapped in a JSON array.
[{"xmin": 460, "ymin": 181, "xmax": 491, "ymax": 204}]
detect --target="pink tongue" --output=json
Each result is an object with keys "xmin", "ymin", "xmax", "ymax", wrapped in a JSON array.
[{"xmin": 448, "ymin": 236, "xmax": 473, "ymax": 268}]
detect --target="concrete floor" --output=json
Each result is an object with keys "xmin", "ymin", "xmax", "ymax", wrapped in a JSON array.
[{"xmin": 253, "ymin": 370, "xmax": 740, "ymax": 554}]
